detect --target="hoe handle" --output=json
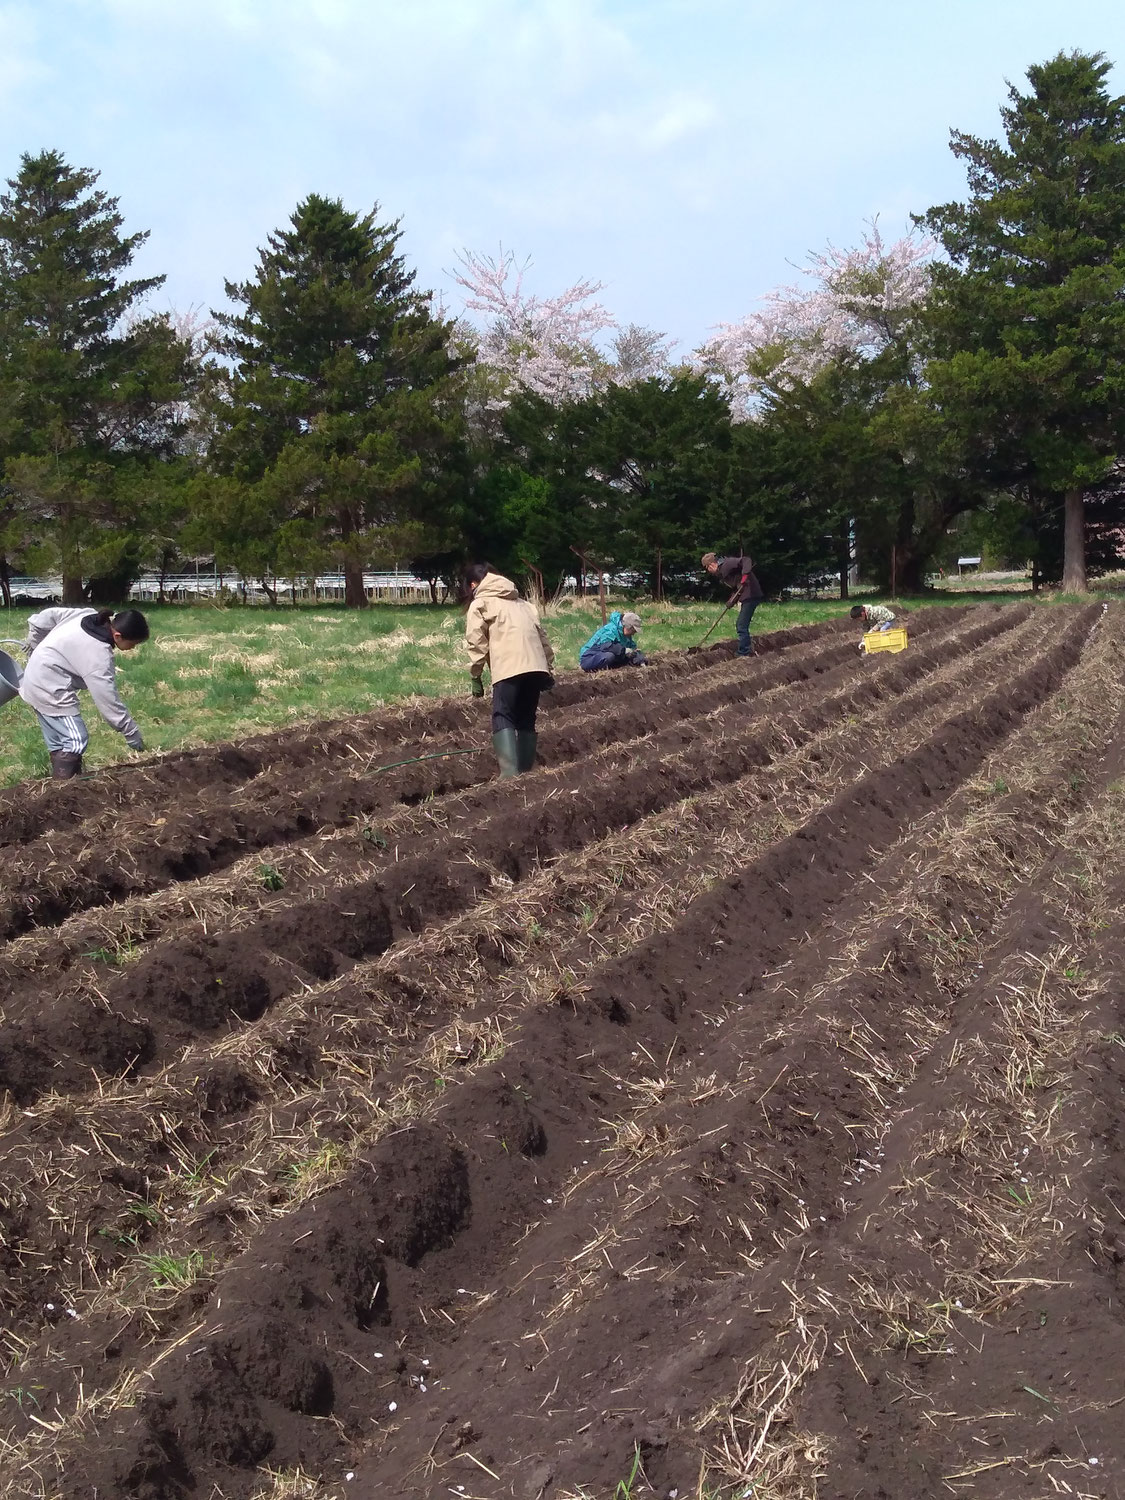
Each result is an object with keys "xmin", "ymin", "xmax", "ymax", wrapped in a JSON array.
[{"xmin": 698, "ymin": 600, "xmax": 735, "ymax": 647}]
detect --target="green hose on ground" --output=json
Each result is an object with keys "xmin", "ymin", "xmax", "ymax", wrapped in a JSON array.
[{"xmin": 365, "ymin": 747, "xmax": 483, "ymax": 776}]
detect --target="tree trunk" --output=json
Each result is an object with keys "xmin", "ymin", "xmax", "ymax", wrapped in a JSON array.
[
  {"xmin": 62, "ymin": 573, "xmax": 85, "ymax": 605},
  {"xmin": 837, "ymin": 526, "xmax": 850, "ymax": 601},
  {"xmin": 343, "ymin": 557, "xmax": 368, "ymax": 608},
  {"xmin": 0, "ymin": 556, "xmax": 10, "ymax": 609},
  {"xmin": 1062, "ymin": 488, "xmax": 1088, "ymax": 593}
]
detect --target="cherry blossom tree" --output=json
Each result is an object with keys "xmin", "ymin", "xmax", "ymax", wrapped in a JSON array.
[
  {"xmin": 699, "ymin": 222, "xmax": 935, "ymax": 418},
  {"xmin": 610, "ymin": 322, "xmax": 677, "ymax": 383},
  {"xmin": 453, "ymin": 247, "xmax": 673, "ymax": 405}
]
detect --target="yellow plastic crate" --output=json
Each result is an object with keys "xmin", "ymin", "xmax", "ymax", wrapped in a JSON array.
[{"xmin": 861, "ymin": 627, "xmax": 908, "ymax": 654}]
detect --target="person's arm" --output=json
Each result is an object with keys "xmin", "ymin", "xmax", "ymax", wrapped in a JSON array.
[
  {"xmin": 25, "ymin": 606, "xmax": 75, "ymax": 653},
  {"xmin": 738, "ymin": 558, "xmax": 761, "ymax": 602},
  {"xmin": 536, "ymin": 619, "xmax": 555, "ymax": 672},
  {"xmin": 716, "ymin": 559, "xmax": 743, "ymax": 604},
  {"xmin": 85, "ymin": 652, "xmax": 143, "ymax": 747},
  {"xmin": 465, "ymin": 600, "xmax": 490, "ymax": 678}
]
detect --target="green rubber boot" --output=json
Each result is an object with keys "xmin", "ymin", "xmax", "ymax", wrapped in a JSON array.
[
  {"xmin": 492, "ymin": 729, "xmax": 520, "ymax": 779},
  {"xmin": 516, "ymin": 730, "xmax": 538, "ymax": 773}
]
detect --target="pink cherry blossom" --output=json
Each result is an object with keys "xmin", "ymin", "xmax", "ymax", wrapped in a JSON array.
[
  {"xmin": 454, "ymin": 247, "xmax": 673, "ymax": 406},
  {"xmin": 699, "ymin": 222, "xmax": 935, "ymax": 418}
]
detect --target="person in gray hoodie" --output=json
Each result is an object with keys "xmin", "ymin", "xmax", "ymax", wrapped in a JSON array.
[{"xmin": 19, "ymin": 606, "xmax": 150, "ymax": 778}]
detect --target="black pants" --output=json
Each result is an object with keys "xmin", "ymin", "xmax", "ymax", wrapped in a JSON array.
[{"xmin": 492, "ymin": 672, "xmax": 547, "ymax": 733}]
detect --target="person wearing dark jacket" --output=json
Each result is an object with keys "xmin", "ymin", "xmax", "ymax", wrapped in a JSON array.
[
  {"xmin": 19, "ymin": 606, "xmax": 150, "ymax": 778},
  {"xmin": 701, "ymin": 552, "xmax": 764, "ymax": 657}
]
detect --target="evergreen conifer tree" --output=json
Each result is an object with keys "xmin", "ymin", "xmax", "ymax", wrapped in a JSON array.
[
  {"xmin": 211, "ymin": 195, "xmax": 466, "ymax": 606},
  {"xmin": 0, "ymin": 150, "xmax": 192, "ymax": 602},
  {"xmin": 923, "ymin": 51, "xmax": 1125, "ymax": 591}
]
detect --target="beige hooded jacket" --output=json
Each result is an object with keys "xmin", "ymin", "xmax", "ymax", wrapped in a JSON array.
[{"xmin": 465, "ymin": 572, "xmax": 555, "ymax": 684}]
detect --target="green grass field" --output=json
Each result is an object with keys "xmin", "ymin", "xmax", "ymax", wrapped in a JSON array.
[{"xmin": 0, "ymin": 587, "xmax": 1087, "ymax": 786}]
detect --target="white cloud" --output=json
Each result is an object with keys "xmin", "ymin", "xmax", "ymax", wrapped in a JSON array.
[{"xmin": 5, "ymin": 0, "xmax": 1125, "ymax": 347}]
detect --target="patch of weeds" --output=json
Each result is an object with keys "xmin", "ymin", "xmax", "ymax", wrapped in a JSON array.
[
  {"xmin": 613, "ymin": 1448, "xmax": 644, "ymax": 1500},
  {"xmin": 169, "ymin": 1147, "xmax": 222, "ymax": 1202},
  {"xmin": 572, "ymin": 1448, "xmax": 645, "ymax": 1500},
  {"xmin": 254, "ymin": 1467, "xmax": 327, "ymax": 1500},
  {"xmin": 990, "ymin": 776, "xmax": 1009, "ymax": 795},
  {"xmin": 97, "ymin": 1201, "xmax": 162, "ymax": 1250},
  {"xmin": 137, "ymin": 1250, "xmax": 209, "ymax": 1291},
  {"xmin": 83, "ymin": 934, "xmax": 143, "ymax": 965},
  {"xmin": 4, "ymin": 1384, "xmax": 43, "ymax": 1411},
  {"xmin": 284, "ymin": 1141, "xmax": 347, "ymax": 1194},
  {"xmin": 1006, "ymin": 1182, "xmax": 1033, "ymax": 1208},
  {"xmin": 360, "ymin": 824, "xmax": 387, "ymax": 849},
  {"xmin": 526, "ymin": 919, "xmax": 544, "ymax": 939},
  {"xmin": 258, "ymin": 862, "xmax": 285, "ymax": 891}
]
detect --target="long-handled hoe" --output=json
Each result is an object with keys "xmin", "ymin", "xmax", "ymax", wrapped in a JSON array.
[{"xmin": 690, "ymin": 598, "xmax": 736, "ymax": 654}]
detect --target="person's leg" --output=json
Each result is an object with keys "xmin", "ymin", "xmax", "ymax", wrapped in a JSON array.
[
  {"xmin": 490, "ymin": 680, "xmax": 520, "ymax": 777},
  {"xmin": 736, "ymin": 599, "xmax": 759, "ymax": 656},
  {"xmin": 878, "ymin": 619, "xmax": 895, "ymax": 631},
  {"xmin": 514, "ymin": 674, "xmax": 543, "ymax": 771},
  {"xmin": 37, "ymin": 711, "xmax": 89, "ymax": 779},
  {"xmin": 581, "ymin": 645, "xmax": 625, "ymax": 671}
]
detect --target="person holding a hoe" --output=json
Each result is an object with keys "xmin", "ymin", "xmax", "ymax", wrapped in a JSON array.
[
  {"xmin": 701, "ymin": 551, "xmax": 763, "ymax": 657},
  {"xmin": 464, "ymin": 564, "xmax": 555, "ymax": 778}
]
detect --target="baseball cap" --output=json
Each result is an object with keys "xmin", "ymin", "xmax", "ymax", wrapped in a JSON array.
[{"xmin": 622, "ymin": 611, "xmax": 642, "ymax": 630}]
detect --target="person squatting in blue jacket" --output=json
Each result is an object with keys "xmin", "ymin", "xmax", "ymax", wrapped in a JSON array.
[{"xmin": 579, "ymin": 610, "xmax": 647, "ymax": 672}]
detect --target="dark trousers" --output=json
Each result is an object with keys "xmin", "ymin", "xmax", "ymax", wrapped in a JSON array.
[
  {"xmin": 492, "ymin": 672, "xmax": 546, "ymax": 733},
  {"xmin": 580, "ymin": 642, "xmax": 627, "ymax": 672},
  {"xmin": 736, "ymin": 599, "xmax": 759, "ymax": 655}
]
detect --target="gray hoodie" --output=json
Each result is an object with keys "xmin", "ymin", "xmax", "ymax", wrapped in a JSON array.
[{"xmin": 20, "ymin": 607, "xmax": 143, "ymax": 747}]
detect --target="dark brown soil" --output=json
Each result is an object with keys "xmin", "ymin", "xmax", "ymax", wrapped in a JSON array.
[{"xmin": 4, "ymin": 603, "xmax": 1125, "ymax": 1500}]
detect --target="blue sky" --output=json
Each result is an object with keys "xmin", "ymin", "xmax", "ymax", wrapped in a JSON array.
[{"xmin": 2, "ymin": 0, "xmax": 1124, "ymax": 350}]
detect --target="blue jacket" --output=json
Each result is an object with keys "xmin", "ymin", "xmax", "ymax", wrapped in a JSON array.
[{"xmin": 580, "ymin": 612, "xmax": 631, "ymax": 656}]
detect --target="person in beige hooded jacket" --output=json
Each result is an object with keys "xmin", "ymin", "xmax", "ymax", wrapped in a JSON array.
[{"xmin": 464, "ymin": 564, "xmax": 555, "ymax": 777}]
